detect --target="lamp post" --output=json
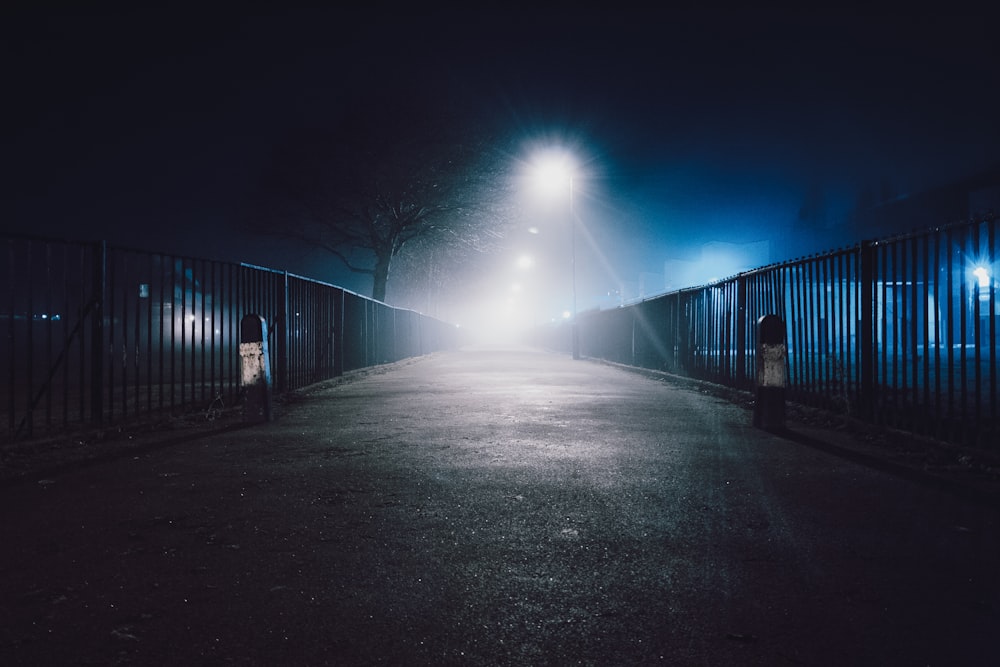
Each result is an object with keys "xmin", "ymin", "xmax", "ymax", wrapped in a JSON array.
[
  {"xmin": 568, "ymin": 174, "xmax": 580, "ymax": 359},
  {"xmin": 532, "ymin": 151, "xmax": 580, "ymax": 359}
]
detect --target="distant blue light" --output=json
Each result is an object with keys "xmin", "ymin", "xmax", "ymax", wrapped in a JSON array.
[{"xmin": 973, "ymin": 265, "xmax": 990, "ymax": 288}]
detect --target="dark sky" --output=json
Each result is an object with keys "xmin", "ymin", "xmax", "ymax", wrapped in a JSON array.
[{"xmin": 4, "ymin": 6, "xmax": 999, "ymax": 308}]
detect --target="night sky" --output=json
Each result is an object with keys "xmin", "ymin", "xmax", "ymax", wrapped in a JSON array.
[{"xmin": 4, "ymin": 6, "xmax": 999, "ymax": 318}]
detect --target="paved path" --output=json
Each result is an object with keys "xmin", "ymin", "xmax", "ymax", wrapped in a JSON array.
[{"xmin": 1, "ymin": 346, "xmax": 998, "ymax": 665}]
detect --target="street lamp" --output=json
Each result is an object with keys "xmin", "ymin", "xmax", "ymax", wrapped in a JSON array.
[{"xmin": 532, "ymin": 151, "xmax": 580, "ymax": 359}]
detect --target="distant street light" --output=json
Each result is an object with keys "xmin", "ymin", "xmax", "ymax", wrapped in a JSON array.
[
  {"xmin": 973, "ymin": 265, "xmax": 990, "ymax": 289},
  {"xmin": 531, "ymin": 151, "xmax": 580, "ymax": 359}
]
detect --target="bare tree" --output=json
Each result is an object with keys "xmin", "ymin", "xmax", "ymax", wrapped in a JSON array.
[{"xmin": 253, "ymin": 102, "xmax": 515, "ymax": 303}]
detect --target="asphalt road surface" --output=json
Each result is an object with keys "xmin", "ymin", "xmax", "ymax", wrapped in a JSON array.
[{"xmin": 1, "ymin": 346, "xmax": 998, "ymax": 665}]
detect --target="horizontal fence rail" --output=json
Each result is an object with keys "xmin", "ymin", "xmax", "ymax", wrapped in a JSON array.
[
  {"xmin": 2, "ymin": 237, "xmax": 461, "ymax": 442},
  {"xmin": 532, "ymin": 214, "xmax": 998, "ymax": 450}
]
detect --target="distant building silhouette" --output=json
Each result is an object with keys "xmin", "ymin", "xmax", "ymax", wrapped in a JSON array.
[
  {"xmin": 849, "ymin": 164, "xmax": 1000, "ymax": 241},
  {"xmin": 664, "ymin": 239, "xmax": 771, "ymax": 291}
]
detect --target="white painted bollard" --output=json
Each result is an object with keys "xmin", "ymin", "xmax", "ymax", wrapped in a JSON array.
[
  {"xmin": 753, "ymin": 314, "xmax": 786, "ymax": 432},
  {"xmin": 240, "ymin": 314, "xmax": 272, "ymax": 423}
]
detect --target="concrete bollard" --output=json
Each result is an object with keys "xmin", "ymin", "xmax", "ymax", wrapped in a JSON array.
[
  {"xmin": 753, "ymin": 314, "xmax": 786, "ymax": 432},
  {"xmin": 240, "ymin": 314, "xmax": 273, "ymax": 423}
]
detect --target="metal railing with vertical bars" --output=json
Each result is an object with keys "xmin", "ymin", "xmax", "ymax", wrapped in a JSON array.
[
  {"xmin": 2, "ymin": 237, "xmax": 461, "ymax": 442},
  {"xmin": 534, "ymin": 214, "xmax": 998, "ymax": 450}
]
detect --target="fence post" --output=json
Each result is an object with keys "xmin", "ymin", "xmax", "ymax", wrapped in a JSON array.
[
  {"xmin": 676, "ymin": 292, "xmax": 686, "ymax": 374},
  {"xmin": 736, "ymin": 274, "xmax": 748, "ymax": 389},
  {"xmin": 240, "ymin": 314, "xmax": 272, "ymax": 422},
  {"xmin": 859, "ymin": 240, "xmax": 875, "ymax": 421},
  {"xmin": 753, "ymin": 314, "xmax": 786, "ymax": 431},
  {"xmin": 333, "ymin": 288, "xmax": 344, "ymax": 377},
  {"xmin": 275, "ymin": 271, "xmax": 289, "ymax": 393},
  {"xmin": 90, "ymin": 241, "xmax": 106, "ymax": 425},
  {"xmin": 391, "ymin": 308, "xmax": 398, "ymax": 362}
]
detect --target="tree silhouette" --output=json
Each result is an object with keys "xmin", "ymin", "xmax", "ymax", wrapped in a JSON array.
[{"xmin": 254, "ymin": 102, "xmax": 514, "ymax": 303}]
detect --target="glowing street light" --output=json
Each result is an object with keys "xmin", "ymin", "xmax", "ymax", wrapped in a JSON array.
[
  {"xmin": 973, "ymin": 265, "xmax": 990, "ymax": 289},
  {"xmin": 531, "ymin": 150, "xmax": 580, "ymax": 359}
]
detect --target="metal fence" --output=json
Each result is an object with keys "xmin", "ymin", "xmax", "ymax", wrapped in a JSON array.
[
  {"xmin": 2, "ymin": 236, "xmax": 461, "ymax": 442},
  {"xmin": 534, "ymin": 214, "xmax": 998, "ymax": 450}
]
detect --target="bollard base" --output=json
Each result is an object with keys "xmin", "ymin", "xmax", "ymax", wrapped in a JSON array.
[
  {"xmin": 753, "ymin": 386, "xmax": 785, "ymax": 432},
  {"xmin": 243, "ymin": 385, "xmax": 272, "ymax": 423}
]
